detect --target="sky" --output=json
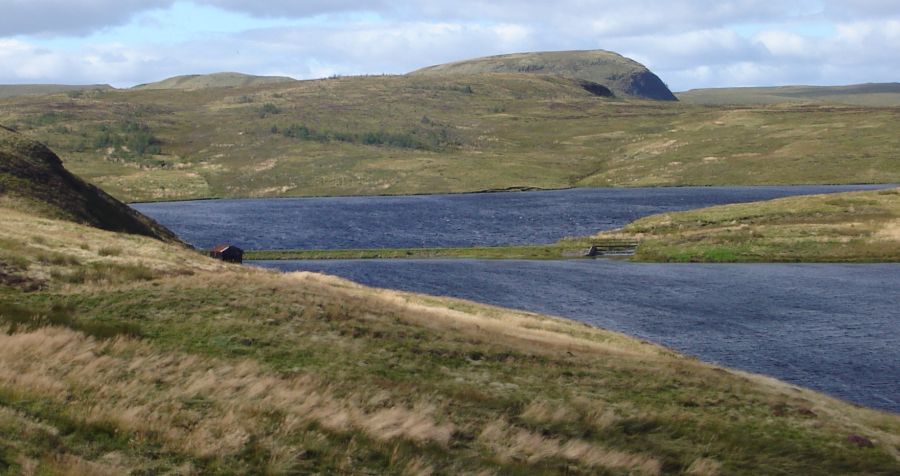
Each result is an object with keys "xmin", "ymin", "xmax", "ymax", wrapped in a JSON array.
[{"xmin": 0, "ymin": 1, "xmax": 898, "ymax": 91}]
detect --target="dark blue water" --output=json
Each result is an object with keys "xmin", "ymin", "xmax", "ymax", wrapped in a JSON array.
[
  {"xmin": 133, "ymin": 185, "xmax": 887, "ymax": 250},
  {"xmin": 255, "ymin": 259, "xmax": 900, "ymax": 413}
]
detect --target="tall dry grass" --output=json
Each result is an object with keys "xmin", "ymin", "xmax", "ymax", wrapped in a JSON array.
[
  {"xmin": 0, "ymin": 327, "xmax": 454, "ymax": 462},
  {"xmin": 478, "ymin": 419, "xmax": 661, "ymax": 474},
  {"xmin": 283, "ymin": 271, "xmax": 663, "ymax": 360}
]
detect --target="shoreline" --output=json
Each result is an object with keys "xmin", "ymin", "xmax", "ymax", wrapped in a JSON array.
[{"xmin": 126, "ymin": 182, "xmax": 895, "ymax": 205}]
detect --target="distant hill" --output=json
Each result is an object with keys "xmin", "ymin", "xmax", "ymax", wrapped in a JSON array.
[
  {"xmin": 677, "ymin": 83, "xmax": 900, "ymax": 106},
  {"xmin": 1, "ymin": 74, "xmax": 898, "ymax": 202},
  {"xmin": 0, "ymin": 126, "xmax": 179, "ymax": 242},
  {"xmin": 410, "ymin": 49, "xmax": 677, "ymax": 101},
  {"xmin": 0, "ymin": 84, "xmax": 113, "ymax": 98},
  {"xmin": 132, "ymin": 72, "xmax": 296, "ymax": 90}
]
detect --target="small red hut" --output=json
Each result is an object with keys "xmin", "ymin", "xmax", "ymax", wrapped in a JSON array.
[{"xmin": 210, "ymin": 244, "xmax": 244, "ymax": 263}]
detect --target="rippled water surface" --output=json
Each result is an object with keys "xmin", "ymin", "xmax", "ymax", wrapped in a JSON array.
[{"xmin": 133, "ymin": 185, "xmax": 886, "ymax": 250}]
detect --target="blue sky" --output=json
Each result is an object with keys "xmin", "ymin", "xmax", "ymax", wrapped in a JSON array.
[{"xmin": 1, "ymin": 1, "xmax": 898, "ymax": 90}]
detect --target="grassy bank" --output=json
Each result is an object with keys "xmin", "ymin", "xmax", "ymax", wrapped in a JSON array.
[
  {"xmin": 245, "ymin": 240, "xmax": 637, "ymax": 261},
  {"xmin": 1, "ymin": 206, "xmax": 898, "ymax": 474},
  {"xmin": 595, "ymin": 188, "xmax": 900, "ymax": 262},
  {"xmin": 247, "ymin": 245, "xmax": 573, "ymax": 261}
]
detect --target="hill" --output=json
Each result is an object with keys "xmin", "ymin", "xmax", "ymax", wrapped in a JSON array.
[
  {"xmin": 1, "ymin": 189, "xmax": 898, "ymax": 473},
  {"xmin": 0, "ymin": 84, "xmax": 113, "ymax": 99},
  {"xmin": 132, "ymin": 72, "xmax": 296, "ymax": 90},
  {"xmin": 0, "ymin": 74, "xmax": 898, "ymax": 202},
  {"xmin": 595, "ymin": 188, "xmax": 900, "ymax": 262},
  {"xmin": 677, "ymin": 83, "xmax": 900, "ymax": 106},
  {"xmin": 0, "ymin": 126, "xmax": 178, "ymax": 241},
  {"xmin": 410, "ymin": 49, "xmax": 677, "ymax": 101}
]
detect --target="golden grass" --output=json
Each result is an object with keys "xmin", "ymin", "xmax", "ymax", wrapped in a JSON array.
[
  {"xmin": 685, "ymin": 457, "xmax": 723, "ymax": 476},
  {"xmin": 0, "ymin": 327, "xmax": 454, "ymax": 459},
  {"xmin": 283, "ymin": 271, "xmax": 663, "ymax": 360},
  {"xmin": 479, "ymin": 419, "xmax": 662, "ymax": 474},
  {"xmin": 0, "ymin": 206, "xmax": 223, "ymax": 286}
]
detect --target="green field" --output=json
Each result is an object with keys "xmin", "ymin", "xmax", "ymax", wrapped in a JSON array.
[
  {"xmin": 595, "ymin": 187, "xmax": 900, "ymax": 262},
  {"xmin": 1, "ymin": 73, "xmax": 898, "ymax": 203},
  {"xmin": 678, "ymin": 83, "xmax": 900, "ymax": 107}
]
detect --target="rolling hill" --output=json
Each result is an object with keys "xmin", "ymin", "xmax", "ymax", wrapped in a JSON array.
[
  {"xmin": 131, "ymin": 72, "xmax": 297, "ymax": 90},
  {"xmin": 677, "ymin": 83, "xmax": 900, "ymax": 106},
  {"xmin": 0, "ymin": 84, "xmax": 113, "ymax": 99},
  {"xmin": 0, "ymin": 126, "xmax": 178, "ymax": 241},
  {"xmin": 0, "ymin": 72, "xmax": 897, "ymax": 202},
  {"xmin": 410, "ymin": 49, "xmax": 677, "ymax": 101}
]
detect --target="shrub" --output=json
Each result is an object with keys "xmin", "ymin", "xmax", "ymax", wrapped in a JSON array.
[
  {"xmin": 0, "ymin": 302, "xmax": 140, "ymax": 339},
  {"xmin": 259, "ymin": 103, "xmax": 282, "ymax": 117},
  {"xmin": 97, "ymin": 246, "xmax": 123, "ymax": 257}
]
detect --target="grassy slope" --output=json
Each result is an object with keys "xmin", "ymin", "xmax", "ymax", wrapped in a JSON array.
[
  {"xmin": 595, "ymin": 188, "xmax": 900, "ymax": 262},
  {"xmin": 0, "ymin": 84, "xmax": 113, "ymax": 99},
  {"xmin": 677, "ymin": 83, "xmax": 900, "ymax": 107},
  {"xmin": 0, "ymin": 127, "xmax": 179, "ymax": 242},
  {"xmin": 0, "ymin": 75, "xmax": 898, "ymax": 202},
  {"xmin": 0, "ymin": 206, "xmax": 898, "ymax": 475}
]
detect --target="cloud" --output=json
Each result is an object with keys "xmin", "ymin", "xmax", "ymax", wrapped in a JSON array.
[
  {"xmin": 1, "ymin": 1, "xmax": 900, "ymax": 89},
  {"xmin": 0, "ymin": 0, "xmax": 175, "ymax": 37},
  {"xmin": 8, "ymin": 1, "xmax": 894, "ymax": 39}
]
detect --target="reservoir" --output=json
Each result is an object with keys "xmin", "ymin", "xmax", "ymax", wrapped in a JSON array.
[
  {"xmin": 133, "ymin": 185, "xmax": 887, "ymax": 250},
  {"xmin": 134, "ymin": 185, "xmax": 899, "ymax": 412}
]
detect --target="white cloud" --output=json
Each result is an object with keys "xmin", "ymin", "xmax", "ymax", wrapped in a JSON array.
[
  {"xmin": 755, "ymin": 30, "xmax": 817, "ymax": 57},
  {"xmin": 1, "ymin": 1, "xmax": 900, "ymax": 89}
]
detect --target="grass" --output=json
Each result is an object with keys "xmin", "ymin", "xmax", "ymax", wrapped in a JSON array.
[
  {"xmin": 593, "ymin": 188, "xmax": 900, "ymax": 262},
  {"xmin": 0, "ymin": 203, "xmax": 899, "ymax": 474},
  {"xmin": 1, "ymin": 74, "xmax": 898, "ymax": 202},
  {"xmin": 677, "ymin": 83, "xmax": 900, "ymax": 107},
  {"xmin": 245, "ymin": 240, "xmax": 637, "ymax": 261}
]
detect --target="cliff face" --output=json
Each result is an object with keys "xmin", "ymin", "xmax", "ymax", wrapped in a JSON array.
[
  {"xmin": 620, "ymin": 70, "xmax": 677, "ymax": 101},
  {"xmin": 0, "ymin": 126, "xmax": 180, "ymax": 242},
  {"xmin": 410, "ymin": 49, "xmax": 677, "ymax": 101}
]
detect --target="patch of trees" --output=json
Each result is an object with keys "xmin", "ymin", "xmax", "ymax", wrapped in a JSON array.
[
  {"xmin": 78, "ymin": 121, "xmax": 163, "ymax": 162},
  {"xmin": 272, "ymin": 123, "xmax": 460, "ymax": 151},
  {"xmin": 259, "ymin": 103, "xmax": 281, "ymax": 117},
  {"xmin": 93, "ymin": 122, "xmax": 161, "ymax": 154}
]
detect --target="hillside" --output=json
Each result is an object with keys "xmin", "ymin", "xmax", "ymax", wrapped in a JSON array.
[
  {"xmin": 0, "ymin": 84, "xmax": 113, "ymax": 99},
  {"xmin": 0, "ymin": 74, "xmax": 898, "ymax": 202},
  {"xmin": 410, "ymin": 49, "xmax": 677, "ymax": 101},
  {"xmin": 677, "ymin": 83, "xmax": 900, "ymax": 106},
  {"xmin": 1, "ymin": 189, "xmax": 899, "ymax": 473},
  {"xmin": 0, "ymin": 126, "xmax": 178, "ymax": 241},
  {"xmin": 595, "ymin": 188, "xmax": 900, "ymax": 262},
  {"xmin": 132, "ymin": 72, "xmax": 296, "ymax": 90}
]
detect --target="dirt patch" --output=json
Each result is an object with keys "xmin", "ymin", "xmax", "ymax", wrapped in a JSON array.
[{"xmin": 0, "ymin": 262, "xmax": 43, "ymax": 291}]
